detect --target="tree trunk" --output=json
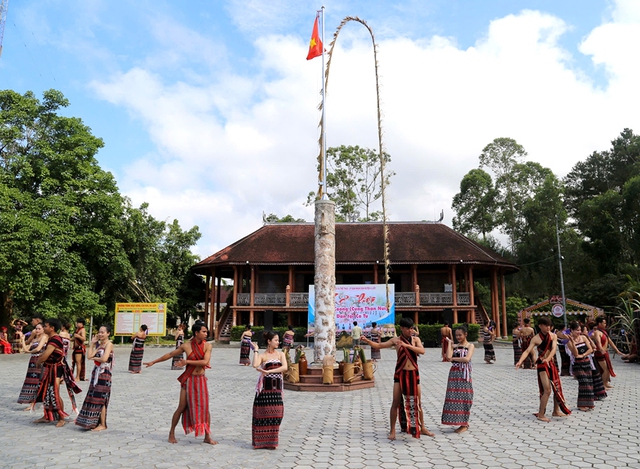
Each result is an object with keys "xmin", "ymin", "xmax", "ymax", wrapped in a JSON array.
[
  {"xmin": 313, "ymin": 200, "xmax": 336, "ymax": 363},
  {"xmin": 1, "ymin": 291, "xmax": 13, "ymax": 327}
]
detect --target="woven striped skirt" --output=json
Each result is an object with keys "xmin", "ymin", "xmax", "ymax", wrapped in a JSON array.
[
  {"xmin": 559, "ymin": 344, "xmax": 571, "ymax": 376},
  {"xmin": 17, "ymin": 354, "xmax": 43, "ymax": 404},
  {"xmin": 76, "ymin": 367, "xmax": 112, "ymax": 429},
  {"xmin": 483, "ymin": 343, "xmax": 495, "ymax": 361},
  {"xmin": 592, "ymin": 366, "xmax": 607, "ymax": 400},
  {"xmin": 513, "ymin": 339, "xmax": 522, "ymax": 365},
  {"xmin": 182, "ymin": 375, "xmax": 210, "ymax": 436},
  {"xmin": 441, "ymin": 366, "xmax": 473, "ymax": 426},
  {"xmin": 128, "ymin": 342, "xmax": 144, "ymax": 372},
  {"xmin": 252, "ymin": 378, "xmax": 284, "ymax": 448},
  {"xmin": 573, "ymin": 358, "xmax": 594, "ymax": 409},
  {"xmin": 239, "ymin": 339, "xmax": 252, "ymax": 365}
]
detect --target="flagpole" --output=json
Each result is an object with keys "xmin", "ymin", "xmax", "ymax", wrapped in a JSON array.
[{"xmin": 320, "ymin": 6, "xmax": 327, "ymax": 200}]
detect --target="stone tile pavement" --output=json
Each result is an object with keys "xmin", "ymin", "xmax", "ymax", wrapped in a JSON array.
[{"xmin": 1, "ymin": 343, "xmax": 638, "ymax": 468}]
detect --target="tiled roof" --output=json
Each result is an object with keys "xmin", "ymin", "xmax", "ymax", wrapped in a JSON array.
[{"xmin": 194, "ymin": 222, "xmax": 518, "ymax": 272}]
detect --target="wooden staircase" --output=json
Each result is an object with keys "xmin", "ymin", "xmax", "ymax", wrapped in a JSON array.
[
  {"xmin": 215, "ymin": 305, "xmax": 233, "ymax": 342},
  {"xmin": 284, "ymin": 365, "xmax": 375, "ymax": 392},
  {"xmin": 475, "ymin": 288, "xmax": 491, "ymax": 325}
]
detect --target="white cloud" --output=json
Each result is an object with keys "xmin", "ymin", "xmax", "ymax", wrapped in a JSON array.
[{"xmin": 90, "ymin": 3, "xmax": 640, "ymax": 255}]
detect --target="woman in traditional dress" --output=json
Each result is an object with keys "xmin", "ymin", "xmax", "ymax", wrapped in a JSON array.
[
  {"xmin": 369, "ymin": 322, "xmax": 381, "ymax": 362},
  {"xmin": 171, "ymin": 323, "xmax": 186, "ymax": 370},
  {"xmin": 76, "ymin": 325, "xmax": 114, "ymax": 431},
  {"xmin": 251, "ymin": 331, "xmax": 287, "ymax": 449},
  {"xmin": 282, "ymin": 325, "xmax": 295, "ymax": 358},
  {"xmin": 11, "ymin": 319, "xmax": 27, "ymax": 353},
  {"xmin": 585, "ymin": 323, "xmax": 607, "ymax": 400},
  {"xmin": 59, "ymin": 322, "xmax": 72, "ymax": 361},
  {"xmin": 128, "ymin": 324, "xmax": 148, "ymax": 373},
  {"xmin": 482, "ymin": 323, "xmax": 496, "ymax": 364},
  {"xmin": 441, "ymin": 325, "xmax": 475, "ymax": 433},
  {"xmin": 17, "ymin": 323, "xmax": 47, "ymax": 411},
  {"xmin": 512, "ymin": 324, "xmax": 522, "ymax": 366},
  {"xmin": 0, "ymin": 326, "xmax": 12, "ymax": 354},
  {"xmin": 565, "ymin": 321, "xmax": 595, "ymax": 411},
  {"xmin": 239, "ymin": 325, "xmax": 253, "ymax": 366}
]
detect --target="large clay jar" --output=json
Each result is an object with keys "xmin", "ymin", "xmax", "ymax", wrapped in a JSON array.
[{"xmin": 299, "ymin": 355, "xmax": 308, "ymax": 375}]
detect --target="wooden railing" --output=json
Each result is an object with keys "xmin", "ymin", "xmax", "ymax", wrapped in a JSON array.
[{"xmin": 236, "ymin": 291, "xmax": 471, "ymax": 307}]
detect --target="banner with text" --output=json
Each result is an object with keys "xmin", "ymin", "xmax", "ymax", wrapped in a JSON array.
[
  {"xmin": 308, "ymin": 284, "xmax": 395, "ymax": 333},
  {"xmin": 114, "ymin": 303, "xmax": 167, "ymax": 336}
]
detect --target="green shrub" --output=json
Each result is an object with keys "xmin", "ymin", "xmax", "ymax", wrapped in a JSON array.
[
  {"xmin": 230, "ymin": 326, "xmax": 307, "ymax": 342},
  {"xmin": 394, "ymin": 323, "xmax": 480, "ymax": 347}
]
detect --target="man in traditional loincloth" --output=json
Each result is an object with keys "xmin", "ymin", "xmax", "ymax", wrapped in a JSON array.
[
  {"xmin": 362, "ymin": 317, "xmax": 434, "ymax": 439},
  {"xmin": 72, "ymin": 318, "xmax": 87, "ymax": 381},
  {"xmin": 519, "ymin": 318, "xmax": 536, "ymax": 368},
  {"xmin": 592, "ymin": 315, "xmax": 622, "ymax": 389},
  {"xmin": 440, "ymin": 323, "xmax": 453, "ymax": 362},
  {"xmin": 34, "ymin": 318, "xmax": 82, "ymax": 427},
  {"xmin": 516, "ymin": 317, "xmax": 571, "ymax": 422},
  {"xmin": 144, "ymin": 322, "xmax": 216, "ymax": 445}
]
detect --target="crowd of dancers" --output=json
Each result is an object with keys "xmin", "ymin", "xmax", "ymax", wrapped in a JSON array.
[{"xmin": 6, "ymin": 312, "xmax": 629, "ymax": 446}]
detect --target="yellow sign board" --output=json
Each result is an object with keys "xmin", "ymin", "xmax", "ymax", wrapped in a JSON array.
[{"xmin": 114, "ymin": 302, "xmax": 167, "ymax": 336}]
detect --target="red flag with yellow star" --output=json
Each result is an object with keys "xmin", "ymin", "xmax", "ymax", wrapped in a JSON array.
[{"xmin": 306, "ymin": 15, "xmax": 323, "ymax": 60}]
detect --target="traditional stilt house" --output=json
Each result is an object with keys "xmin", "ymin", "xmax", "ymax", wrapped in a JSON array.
[{"xmin": 193, "ymin": 221, "xmax": 519, "ymax": 340}]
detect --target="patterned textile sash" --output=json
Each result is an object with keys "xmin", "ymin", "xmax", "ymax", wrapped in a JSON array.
[
  {"xmin": 396, "ymin": 369, "xmax": 421, "ymax": 439},
  {"xmin": 40, "ymin": 336, "xmax": 82, "ymax": 419},
  {"xmin": 256, "ymin": 360, "xmax": 283, "ymax": 394},
  {"xmin": 283, "ymin": 335, "xmax": 294, "ymax": 347},
  {"xmin": 73, "ymin": 327, "xmax": 86, "ymax": 353},
  {"xmin": 393, "ymin": 335, "xmax": 418, "ymax": 381},
  {"xmin": 175, "ymin": 334, "xmax": 184, "ymax": 348},
  {"xmin": 183, "ymin": 374, "xmax": 210, "ymax": 436},
  {"xmin": 178, "ymin": 339, "xmax": 207, "ymax": 385},
  {"xmin": 452, "ymin": 347, "xmax": 472, "ymax": 381},
  {"xmin": 536, "ymin": 333, "xmax": 571, "ymax": 415},
  {"xmin": 92, "ymin": 346, "xmax": 113, "ymax": 386},
  {"xmin": 441, "ymin": 336, "xmax": 448, "ymax": 361},
  {"xmin": 594, "ymin": 330, "xmax": 616, "ymax": 377}
]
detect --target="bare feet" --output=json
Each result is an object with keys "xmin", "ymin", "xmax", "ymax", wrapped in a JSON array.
[
  {"xmin": 91, "ymin": 424, "xmax": 107, "ymax": 432},
  {"xmin": 33, "ymin": 417, "xmax": 48, "ymax": 424},
  {"xmin": 552, "ymin": 412, "xmax": 567, "ymax": 417},
  {"xmin": 23, "ymin": 406, "xmax": 34, "ymax": 412},
  {"xmin": 536, "ymin": 415, "xmax": 551, "ymax": 423},
  {"xmin": 578, "ymin": 407, "xmax": 593, "ymax": 412},
  {"xmin": 55, "ymin": 419, "xmax": 66, "ymax": 428},
  {"xmin": 168, "ymin": 433, "xmax": 178, "ymax": 444},
  {"xmin": 203, "ymin": 435, "xmax": 218, "ymax": 445},
  {"xmin": 387, "ymin": 430, "xmax": 396, "ymax": 440},
  {"xmin": 422, "ymin": 428, "xmax": 435, "ymax": 437},
  {"xmin": 454, "ymin": 426, "xmax": 468, "ymax": 433}
]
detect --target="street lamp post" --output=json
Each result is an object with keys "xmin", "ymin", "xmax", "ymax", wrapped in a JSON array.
[{"xmin": 555, "ymin": 215, "xmax": 568, "ymax": 329}]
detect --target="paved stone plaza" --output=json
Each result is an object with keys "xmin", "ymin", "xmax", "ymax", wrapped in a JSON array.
[{"xmin": 1, "ymin": 343, "xmax": 638, "ymax": 469}]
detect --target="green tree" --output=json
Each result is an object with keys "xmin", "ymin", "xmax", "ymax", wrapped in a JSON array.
[
  {"xmin": 451, "ymin": 168, "xmax": 497, "ymax": 241},
  {"xmin": 263, "ymin": 213, "xmax": 305, "ymax": 223},
  {"xmin": 0, "ymin": 89, "xmax": 131, "ymax": 325},
  {"xmin": 479, "ymin": 138, "xmax": 527, "ymax": 247},
  {"xmin": 307, "ymin": 145, "xmax": 394, "ymax": 222}
]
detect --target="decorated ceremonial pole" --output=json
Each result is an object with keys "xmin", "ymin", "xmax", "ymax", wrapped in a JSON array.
[
  {"xmin": 307, "ymin": 8, "xmax": 336, "ymax": 363},
  {"xmin": 308, "ymin": 10, "xmax": 390, "ymax": 362}
]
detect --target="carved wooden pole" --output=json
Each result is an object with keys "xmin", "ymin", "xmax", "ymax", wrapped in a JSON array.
[{"xmin": 314, "ymin": 199, "xmax": 336, "ymax": 362}]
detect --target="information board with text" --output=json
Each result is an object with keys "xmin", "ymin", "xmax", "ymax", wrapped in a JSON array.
[{"xmin": 114, "ymin": 303, "xmax": 167, "ymax": 336}]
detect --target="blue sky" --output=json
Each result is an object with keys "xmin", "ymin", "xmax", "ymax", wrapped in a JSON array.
[{"xmin": 1, "ymin": 0, "xmax": 639, "ymax": 257}]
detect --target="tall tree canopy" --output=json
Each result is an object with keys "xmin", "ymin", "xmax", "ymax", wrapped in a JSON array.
[
  {"xmin": 0, "ymin": 89, "xmax": 202, "ymax": 327},
  {"xmin": 308, "ymin": 145, "xmax": 394, "ymax": 222}
]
